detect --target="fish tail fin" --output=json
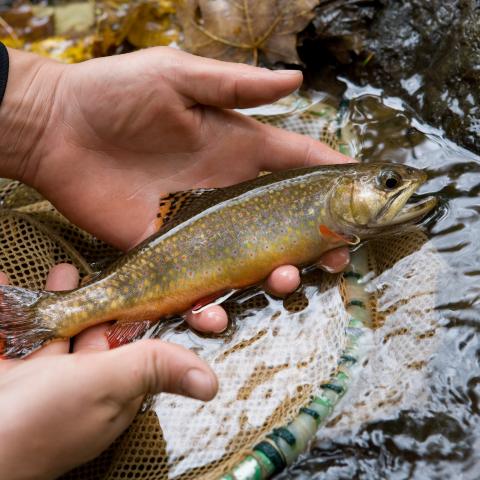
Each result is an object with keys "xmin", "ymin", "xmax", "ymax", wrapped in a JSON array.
[{"xmin": 0, "ymin": 286, "xmax": 55, "ymax": 358}]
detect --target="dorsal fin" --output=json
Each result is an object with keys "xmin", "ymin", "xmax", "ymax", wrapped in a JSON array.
[{"xmin": 155, "ymin": 188, "xmax": 218, "ymax": 232}]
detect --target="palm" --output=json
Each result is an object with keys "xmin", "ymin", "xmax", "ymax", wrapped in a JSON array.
[{"xmin": 45, "ymin": 110, "xmax": 264, "ymax": 248}]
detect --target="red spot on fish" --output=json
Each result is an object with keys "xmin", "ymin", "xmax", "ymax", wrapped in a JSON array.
[
  {"xmin": 319, "ymin": 225, "xmax": 360, "ymax": 246},
  {"xmin": 319, "ymin": 224, "xmax": 348, "ymax": 242}
]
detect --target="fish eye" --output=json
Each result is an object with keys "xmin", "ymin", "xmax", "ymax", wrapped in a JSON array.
[{"xmin": 377, "ymin": 170, "xmax": 402, "ymax": 191}]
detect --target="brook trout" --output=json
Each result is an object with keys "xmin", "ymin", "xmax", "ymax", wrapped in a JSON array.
[{"xmin": 0, "ymin": 163, "xmax": 436, "ymax": 357}]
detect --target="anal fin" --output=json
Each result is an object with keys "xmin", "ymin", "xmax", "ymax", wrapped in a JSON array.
[
  {"xmin": 80, "ymin": 271, "xmax": 101, "ymax": 287},
  {"xmin": 105, "ymin": 320, "xmax": 154, "ymax": 349}
]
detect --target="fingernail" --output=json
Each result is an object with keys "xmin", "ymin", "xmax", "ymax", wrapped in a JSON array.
[
  {"xmin": 203, "ymin": 307, "xmax": 228, "ymax": 333},
  {"xmin": 273, "ymin": 69, "xmax": 302, "ymax": 76},
  {"xmin": 181, "ymin": 369, "xmax": 216, "ymax": 401}
]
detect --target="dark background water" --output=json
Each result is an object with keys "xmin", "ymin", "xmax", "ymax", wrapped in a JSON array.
[
  {"xmin": 277, "ymin": 82, "xmax": 480, "ymax": 479},
  {"xmin": 299, "ymin": 0, "xmax": 480, "ymax": 155}
]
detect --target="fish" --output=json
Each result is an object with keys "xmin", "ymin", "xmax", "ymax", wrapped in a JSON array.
[{"xmin": 0, "ymin": 163, "xmax": 437, "ymax": 358}]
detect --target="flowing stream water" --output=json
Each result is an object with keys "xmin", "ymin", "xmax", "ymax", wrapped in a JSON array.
[{"xmin": 277, "ymin": 81, "xmax": 480, "ymax": 479}]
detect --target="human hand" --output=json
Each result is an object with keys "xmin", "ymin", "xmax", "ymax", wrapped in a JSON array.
[
  {"xmin": 0, "ymin": 264, "xmax": 217, "ymax": 480},
  {"xmin": 0, "ymin": 47, "xmax": 353, "ymax": 332}
]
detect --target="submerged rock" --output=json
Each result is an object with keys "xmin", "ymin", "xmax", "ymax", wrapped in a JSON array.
[{"xmin": 300, "ymin": 0, "xmax": 480, "ymax": 153}]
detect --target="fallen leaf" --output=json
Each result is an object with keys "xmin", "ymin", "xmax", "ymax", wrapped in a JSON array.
[
  {"xmin": 177, "ymin": 0, "xmax": 319, "ymax": 65},
  {"xmin": 127, "ymin": 0, "xmax": 179, "ymax": 48},
  {"xmin": 26, "ymin": 36, "xmax": 94, "ymax": 63},
  {"xmin": 0, "ymin": 3, "xmax": 53, "ymax": 43},
  {"xmin": 94, "ymin": 0, "xmax": 178, "ymax": 55}
]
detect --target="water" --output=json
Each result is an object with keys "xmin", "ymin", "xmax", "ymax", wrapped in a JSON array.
[{"xmin": 278, "ymin": 83, "xmax": 480, "ymax": 479}]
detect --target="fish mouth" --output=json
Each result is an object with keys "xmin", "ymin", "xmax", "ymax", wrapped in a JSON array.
[
  {"xmin": 383, "ymin": 194, "xmax": 438, "ymax": 226},
  {"xmin": 370, "ymin": 183, "xmax": 438, "ymax": 228}
]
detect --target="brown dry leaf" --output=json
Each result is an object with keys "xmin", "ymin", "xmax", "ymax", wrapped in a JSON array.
[
  {"xmin": 177, "ymin": 0, "xmax": 319, "ymax": 65},
  {"xmin": 0, "ymin": 3, "xmax": 54, "ymax": 43}
]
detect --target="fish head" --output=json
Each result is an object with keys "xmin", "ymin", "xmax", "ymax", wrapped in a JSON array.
[{"xmin": 328, "ymin": 163, "xmax": 437, "ymax": 236}]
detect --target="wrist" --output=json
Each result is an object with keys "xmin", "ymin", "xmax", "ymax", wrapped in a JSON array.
[{"xmin": 0, "ymin": 48, "xmax": 65, "ymax": 183}]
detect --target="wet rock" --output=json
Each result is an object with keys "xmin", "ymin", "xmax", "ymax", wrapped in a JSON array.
[{"xmin": 300, "ymin": 0, "xmax": 480, "ymax": 153}]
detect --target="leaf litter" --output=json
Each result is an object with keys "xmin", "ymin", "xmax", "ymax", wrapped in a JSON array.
[{"xmin": 177, "ymin": 0, "xmax": 319, "ymax": 65}]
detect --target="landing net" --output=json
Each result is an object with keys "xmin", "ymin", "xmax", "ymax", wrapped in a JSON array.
[{"xmin": 0, "ymin": 96, "xmax": 445, "ymax": 479}]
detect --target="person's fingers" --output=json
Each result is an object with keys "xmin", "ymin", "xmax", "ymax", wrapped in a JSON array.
[
  {"xmin": 185, "ymin": 305, "xmax": 228, "ymax": 333},
  {"xmin": 45, "ymin": 263, "xmax": 79, "ymax": 291},
  {"xmin": 264, "ymin": 265, "xmax": 301, "ymax": 298},
  {"xmin": 316, "ymin": 248, "xmax": 350, "ymax": 273},
  {"xmin": 84, "ymin": 339, "xmax": 217, "ymax": 403},
  {"xmin": 30, "ymin": 264, "xmax": 79, "ymax": 358},
  {"xmin": 264, "ymin": 250, "xmax": 351, "ymax": 299},
  {"xmin": 166, "ymin": 49, "xmax": 303, "ymax": 109},
  {"xmin": 72, "ymin": 324, "xmax": 110, "ymax": 353},
  {"xmin": 254, "ymin": 120, "xmax": 356, "ymax": 171},
  {"xmin": 0, "ymin": 272, "xmax": 9, "ymax": 285}
]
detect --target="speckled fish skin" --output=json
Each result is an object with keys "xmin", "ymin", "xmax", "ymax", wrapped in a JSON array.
[
  {"xmin": 0, "ymin": 162, "xmax": 436, "ymax": 354},
  {"xmin": 43, "ymin": 167, "xmax": 342, "ymax": 337}
]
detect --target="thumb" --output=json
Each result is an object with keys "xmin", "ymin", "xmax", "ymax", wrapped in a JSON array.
[
  {"xmin": 88, "ymin": 339, "xmax": 218, "ymax": 403},
  {"xmin": 164, "ymin": 48, "xmax": 303, "ymax": 109}
]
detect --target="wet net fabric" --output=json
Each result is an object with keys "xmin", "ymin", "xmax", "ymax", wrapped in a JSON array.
[
  {"xmin": 326, "ymin": 234, "xmax": 445, "ymax": 433},
  {"xmin": 0, "ymin": 179, "xmax": 120, "ymax": 287},
  {"xmin": 152, "ymin": 272, "xmax": 349, "ymax": 478},
  {"xmin": 0, "ymin": 101, "xmax": 446, "ymax": 479}
]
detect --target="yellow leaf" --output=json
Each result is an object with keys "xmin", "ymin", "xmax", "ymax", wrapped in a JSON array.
[{"xmin": 26, "ymin": 36, "xmax": 94, "ymax": 63}]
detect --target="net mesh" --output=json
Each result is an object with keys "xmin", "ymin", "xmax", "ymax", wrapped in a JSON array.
[
  {"xmin": 151, "ymin": 270, "xmax": 347, "ymax": 479},
  {"xmin": 0, "ymin": 100, "xmax": 446, "ymax": 479},
  {"xmin": 326, "ymin": 234, "xmax": 444, "ymax": 433}
]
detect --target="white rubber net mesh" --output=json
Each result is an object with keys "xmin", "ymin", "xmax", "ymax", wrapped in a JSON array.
[{"xmin": 0, "ymin": 95, "xmax": 446, "ymax": 479}]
